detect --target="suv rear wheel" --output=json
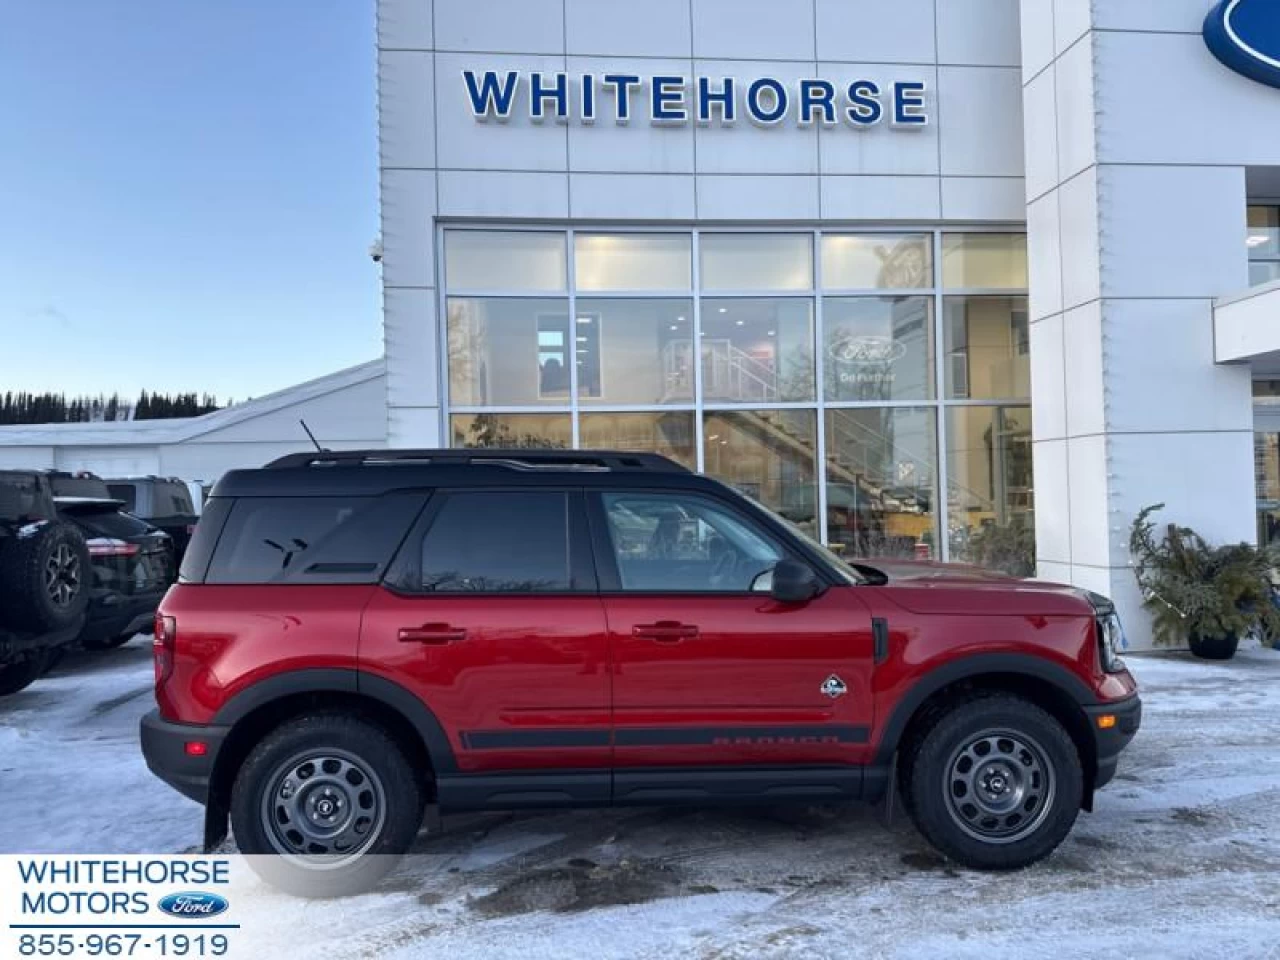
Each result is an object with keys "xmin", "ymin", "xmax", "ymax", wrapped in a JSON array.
[
  {"xmin": 0, "ymin": 650, "xmax": 48, "ymax": 697},
  {"xmin": 230, "ymin": 713, "xmax": 425, "ymax": 897},
  {"xmin": 903, "ymin": 694, "xmax": 1082, "ymax": 870},
  {"xmin": 0, "ymin": 521, "xmax": 90, "ymax": 633}
]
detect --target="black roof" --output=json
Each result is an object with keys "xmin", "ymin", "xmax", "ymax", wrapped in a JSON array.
[{"xmin": 212, "ymin": 449, "xmax": 715, "ymax": 498}]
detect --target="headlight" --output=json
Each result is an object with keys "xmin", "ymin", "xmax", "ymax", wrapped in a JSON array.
[
  {"xmin": 1097, "ymin": 611, "xmax": 1128, "ymax": 673},
  {"xmin": 1084, "ymin": 592, "xmax": 1127, "ymax": 674}
]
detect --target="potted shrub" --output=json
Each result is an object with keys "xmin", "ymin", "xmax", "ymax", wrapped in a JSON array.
[{"xmin": 1129, "ymin": 504, "xmax": 1280, "ymax": 660}]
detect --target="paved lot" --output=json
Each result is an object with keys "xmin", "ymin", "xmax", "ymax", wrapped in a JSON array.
[{"xmin": 3, "ymin": 639, "xmax": 1280, "ymax": 958}]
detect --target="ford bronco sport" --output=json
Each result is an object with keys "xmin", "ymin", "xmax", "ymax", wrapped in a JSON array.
[{"xmin": 141, "ymin": 450, "xmax": 1140, "ymax": 896}]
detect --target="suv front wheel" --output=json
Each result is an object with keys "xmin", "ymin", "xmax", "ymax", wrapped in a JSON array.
[
  {"xmin": 903, "ymin": 694, "xmax": 1082, "ymax": 870},
  {"xmin": 230, "ymin": 713, "xmax": 425, "ymax": 897}
]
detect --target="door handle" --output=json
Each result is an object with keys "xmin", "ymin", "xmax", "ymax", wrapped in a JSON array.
[
  {"xmin": 633, "ymin": 621, "xmax": 699, "ymax": 643},
  {"xmin": 398, "ymin": 623, "xmax": 467, "ymax": 644}
]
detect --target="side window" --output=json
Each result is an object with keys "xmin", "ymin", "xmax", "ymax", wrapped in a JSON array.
[
  {"xmin": 601, "ymin": 492, "xmax": 783, "ymax": 592},
  {"xmin": 0, "ymin": 474, "xmax": 50, "ymax": 522},
  {"xmin": 106, "ymin": 484, "xmax": 138, "ymax": 512},
  {"xmin": 420, "ymin": 491, "xmax": 572, "ymax": 592},
  {"xmin": 156, "ymin": 482, "xmax": 194, "ymax": 515},
  {"xmin": 204, "ymin": 494, "xmax": 426, "ymax": 584}
]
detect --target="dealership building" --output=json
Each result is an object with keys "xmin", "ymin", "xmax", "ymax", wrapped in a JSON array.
[{"xmin": 366, "ymin": 0, "xmax": 1280, "ymax": 646}]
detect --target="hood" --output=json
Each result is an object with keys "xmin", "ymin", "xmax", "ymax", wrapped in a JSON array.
[{"xmin": 849, "ymin": 558, "xmax": 1094, "ymax": 617}]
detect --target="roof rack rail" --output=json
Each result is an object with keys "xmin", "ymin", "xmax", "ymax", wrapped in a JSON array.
[{"xmin": 264, "ymin": 449, "xmax": 691, "ymax": 474}]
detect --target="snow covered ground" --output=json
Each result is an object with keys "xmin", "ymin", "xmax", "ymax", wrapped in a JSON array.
[{"xmin": 3, "ymin": 638, "xmax": 1280, "ymax": 958}]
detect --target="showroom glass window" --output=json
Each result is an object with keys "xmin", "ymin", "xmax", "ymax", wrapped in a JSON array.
[
  {"xmin": 441, "ymin": 228, "xmax": 1031, "ymax": 571},
  {"xmin": 1247, "ymin": 206, "xmax": 1280, "ymax": 287}
]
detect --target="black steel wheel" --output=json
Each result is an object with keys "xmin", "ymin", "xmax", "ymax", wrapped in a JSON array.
[
  {"xmin": 903, "ymin": 694, "xmax": 1082, "ymax": 870},
  {"xmin": 943, "ymin": 729, "xmax": 1055, "ymax": 844},
  {"xmin": 260, "ymin": 749, "xmax": 387, "ymax": 860},
  {"xmin": 231, "ymin": 713, "xmax": 424, "ymax": 897}
]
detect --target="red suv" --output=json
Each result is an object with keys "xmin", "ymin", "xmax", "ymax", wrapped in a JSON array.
[{"xmin": 141, "ymin": 449, "xmax": 1140, "ymax": 895}]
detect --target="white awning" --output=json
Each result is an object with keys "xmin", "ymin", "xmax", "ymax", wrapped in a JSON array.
[{"xmin": 1215, "ymin": 279, "xmax": 1280, "ymax": 375}]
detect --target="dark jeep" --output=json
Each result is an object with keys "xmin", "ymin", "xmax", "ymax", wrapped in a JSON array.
[{"xmin": 0, "ymin": 470, "xmax": 89, "ymax": 694}]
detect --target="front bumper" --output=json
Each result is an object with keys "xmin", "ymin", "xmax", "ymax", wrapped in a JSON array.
[
  {"xmin": 1085, "ymin": 693, "xmax": 1142, "ymax": 790},
  {"xmin": 140, "ymin": 709, "xmax": 228, "ymax": 806}
]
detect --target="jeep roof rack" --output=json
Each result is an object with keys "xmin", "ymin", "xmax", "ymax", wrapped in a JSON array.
[{"xmin": 263, "ymin": 449, "xmax": 691, "ymax": 474}]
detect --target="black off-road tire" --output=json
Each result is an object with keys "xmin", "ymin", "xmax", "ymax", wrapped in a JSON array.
[
  {"xmin": 903, "ymin": 694, "xmax": 1082, "ymax": 871},
  {"xmin": 230, "ymin": 713, "xmax": 424, "ymax": 898},
  {"xmin": 0, "ymin": 522, "xmax": 90, "ymax": 633},
  {"xmin": 1188, "ymin": 632, "xmax": 1238, "ymax": 661},
  {"xmin": 0, "ymin": 652, "xmax": 47, "ymax": 696}
]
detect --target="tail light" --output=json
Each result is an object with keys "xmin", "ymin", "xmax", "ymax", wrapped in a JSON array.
[
  {"xmin": 154, "ymin": 614, "xmax": 176, "ymax": 689},
  {"xmin": 87, "ymin": 537, "xmax": 139, "ymax": 557}
]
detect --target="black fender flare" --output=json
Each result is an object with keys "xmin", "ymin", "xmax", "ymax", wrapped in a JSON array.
[
  {"xmin": 210, "ymin": 668, "xmax": 457, "ymax": 772},
  {"xmin": 873, "ymin": 652, "xmax": 1098, "ymax": 766},
  {"xmin": 201, "ymin": 669, "xmax": 456, "ymax": 852}
]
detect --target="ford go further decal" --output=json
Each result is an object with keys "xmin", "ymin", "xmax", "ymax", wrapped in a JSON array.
[
  {"xmin": 1204, "ymin": 0, "xmax": 1280, "ymax": 90},
  {"xmin": 156, "ymin": 892, "xmax": 229, "ymax": 918}
]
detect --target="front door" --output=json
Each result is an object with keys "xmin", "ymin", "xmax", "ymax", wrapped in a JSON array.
[
  {"xmin": 359, "ymin": 489, "xmax": 611, "ymax": 782},
  {"xmin": 589, "ymin": 489, "xmax": 876, "ymax": 775}
]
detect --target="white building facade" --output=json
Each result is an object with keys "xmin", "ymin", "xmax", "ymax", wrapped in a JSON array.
[{"xmin": 366, "ymin": 0, "xmax": 1280, "ymax": 648}]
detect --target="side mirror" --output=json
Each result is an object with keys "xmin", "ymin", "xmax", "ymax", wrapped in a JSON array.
[{"xmin": 770, "ymin": 559, "xmax": 822, "ymax": 605}]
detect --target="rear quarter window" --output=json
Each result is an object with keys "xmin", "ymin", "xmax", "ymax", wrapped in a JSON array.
[
  {"xmin": 107, "ymin": 484, "xmax": 139, "ymax": 512},
  {"xmin": 154, "ymin": 482, "xmax": 194, "ymax": 516},
  {"xmin": 202, "ymin": 493, "xmax": 428, "ymax": 585},
  {"xmin": 0, "ymin": 473, "xmax": 54, "ymax": 523},
  {"xmin": 179, "ymin": 498, "xmax": 232, "ymax": 582}
]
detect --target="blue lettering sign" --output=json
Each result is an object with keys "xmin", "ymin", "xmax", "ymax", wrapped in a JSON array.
[
  {"xmin": 462, "ymin": 70, "xmax": 518, "ymax": 120},
  {"xmin": 847, "ymin": 80, "xmax": 883, "ymax": 125},
  {"xmin": 602, "ymin": 73, "xmax": 642, "ymax": 124},
  {"xmin": 696, "ymin": 76, "xmax": 736, "ymax": 124},
  {"xmin": 464, "ymin": 71, "xmax": 928, "ymax": 129},
  {"xmin": 529, "ymin": 72, "xmax": 568, "ymax": 121},
  {"xmin": 651, "ymin": 75, "xmax": 687, "ymax": 122},
  {"xmin": 893, "ymin": 81, "xmax": 928, "ymax": 126},
  {"xmin": 798, "ymin": 79, "xmax": 836, "ymax": 126},
  {"xmin": 746, "ymin": 77, "xmax": 788, "ymax": 125},
  {"xmin": 581, "ymin": 74, "xmax": 596, "ymax": 123}
]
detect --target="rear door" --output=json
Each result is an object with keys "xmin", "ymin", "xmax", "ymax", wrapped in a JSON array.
[{"xmin": 359, "ymin": 488, "xmax": 612, "ymax": 778}]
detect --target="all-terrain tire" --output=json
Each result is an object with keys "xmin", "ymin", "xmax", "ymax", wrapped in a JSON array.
[
  {"xmin": 0, "ymin": 522, "xmax": 90, "ymax": 632},
  {"xmin": 0, "ymin": 652, "xmax": 47, "ymax": 696},
  {"xmin": 903, "ymin": 694, "xmax": 1082, "ymax": 871},
  {"xmin": 230, "ymin": 712, "xmax": 425, "ymax": 898},
  {"xmin": 1188, "ymin": 632, "xmax": 1238, "ymax": 661}
]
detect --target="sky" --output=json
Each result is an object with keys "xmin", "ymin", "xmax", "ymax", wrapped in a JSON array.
[{"xmin": 0, "ymin": 0, "xmax": 381, "ymax": 402}]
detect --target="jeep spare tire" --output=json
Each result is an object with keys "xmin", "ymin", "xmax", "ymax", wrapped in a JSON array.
[{"xmin": 0, "ymin": 521, "xmax": 90, "ymax": 632}]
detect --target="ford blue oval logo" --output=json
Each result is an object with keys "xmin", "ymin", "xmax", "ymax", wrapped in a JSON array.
[
  {"xmin": 157, "ymin": 892, "xmax": 229, "ymax": 919},
  {"xmin": 1205, "ymin": 0, "xmax": 1280, "ymax": 90}
]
